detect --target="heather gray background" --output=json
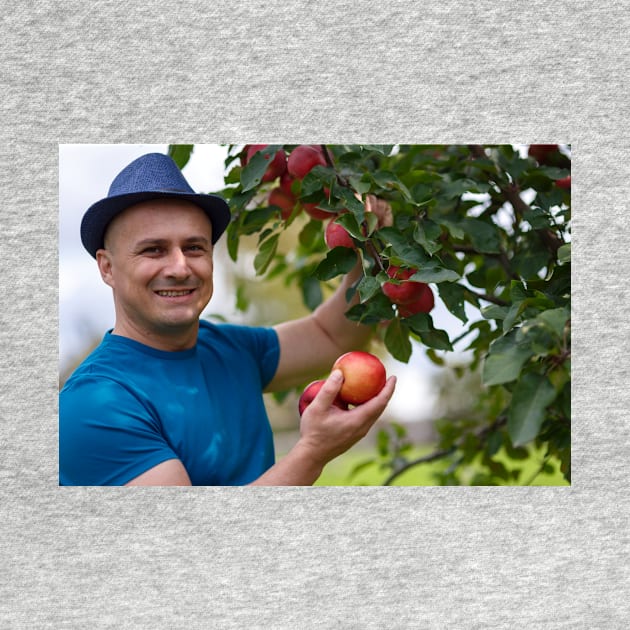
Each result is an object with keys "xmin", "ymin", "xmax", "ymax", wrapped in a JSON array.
[{"xmin": 1, "ymin": 1, "xmax": 628, "ymax": 628}]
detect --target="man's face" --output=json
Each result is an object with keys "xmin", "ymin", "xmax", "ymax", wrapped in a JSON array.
[{"xmin": 96, "ymin": 199, "xmax": 215, "ymax": 349}]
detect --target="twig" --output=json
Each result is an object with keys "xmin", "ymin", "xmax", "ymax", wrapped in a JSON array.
[
  {"xmin": 383, "ymin": 415, "xmax": 508, "ymax": 485},
  {"xmin": 467, "ymin": 145, "xmax": 563, "ymax": 256}
]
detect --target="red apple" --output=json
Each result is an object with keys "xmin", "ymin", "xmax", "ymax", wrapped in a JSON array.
[
  {"xmin": 398, "ymin": 285, "xmax": 434, "ymax": 317},
  {"xmin": 243, "ymin": 144, "xmax": 287, "ymax": 182},
  {"xmin": 528, "ymin": 144, "xmax": 558, "ymax": 165},
  {"xmin": 268, "ymin": 187, "xmax": 297, "ymax": 220},
  {"xmin": 287, "ymin": 145, "xmax": 327, "ymax": 179},
  {"xmin": 555, "ymin": 175, "xmax": 571, "ymax": 190},
  {"xmin": 382, "ymin": 266, "xmax": 427, "ymax": 305},
  {"xmin": 302, "ymin": 202, "xmax": 331, "ymax": 220},
  {"xmin": 325, "ymin": 219, "xmax": 355, "ymax": 249},
  {"xmin": 280, "ymin": 172, "xmax": 296, "ymax": 196},
  {"xmin": 332, "ymin": 351, "xmax": 387, "ymax": 405},
  {"xmin": 298, "ymin": 379, "xmax": 348, "ymax": 416}
]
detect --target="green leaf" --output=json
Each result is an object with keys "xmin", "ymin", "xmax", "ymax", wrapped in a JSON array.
[
  {"xmin": 418, "ymin": 329, "xmax": 453, "ymax": 351},
  {"xmin": 403, "ymin": 311, "xmax": 431, "ymax": 333},
  {"xmin": 535, "ymin": 307, "xmax": 570, "ymax": 338},
  {"xmin": 356, "ymin": 275, "xmax": 381, "ymax": 302},
  {"xmin": 298, "ymin": 219, "xmax": 323, "ymax": 248},
  {"xmin": 241, "ymin": 145, "xmax": 281, "ymax": 191},
  {"xmin": 462, "ymin": 218, "xmax": 501, "ymax": 254},
  {"xmin": 241, "ymin": 207, "xmax": 277, "ymax": 235},
  {"xmin": 482, "ymin": 330, "xmax": 535, "ymax": 386},
  {"xmin": 384, "ymin": 319, "xmax": 413, "ymax": 363},
  {"xmin": 361, "ymin": 144, "xmax": 394, "ymax": 155},
  {"xmin": 481, "ymin": 304, "xmax": 508, "ymax": 320},
  {"xmin": 301, "ymin": 275, "xmax": 322, "ymax": 311},
  {"xmin": 437, "ymin": 283, "xmax": 467, "ymax": 323},
  {"xmin": 314, "ymin": 247, "xmax": 358, "ymax": 280},
  {"xmin": 345, "ymin": 293, "xmax": 395, "ymax": 324},
  {"xmin": 413, "ymin": 220, "xmax": 442, "ymax": 255},
  {"xmin": 226, "ymin": 221, "xmax": 240, "ymax": 262},
  {"xmin": 507, "ymin": 372, "xmax": 557, "ymax": 446},
  {"xmin": 253, "ymin": 233, "xmax": 279, "ymax": 275},
  {"xmin": 336, "ymin": 213, "xmax": 367, "ymax": 241},
  {"xmin": 410, "ymin": 266, "xmax": 459, "ymax": 283},
  {"xmin": 168, "ymin": 144, "xmax": 194, "ymax": 169},
  {"xmin": 558, "ymin": 243, "xmax": 571, "ymax": 264}
]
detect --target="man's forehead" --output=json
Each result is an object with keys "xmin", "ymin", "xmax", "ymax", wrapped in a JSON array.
[{"xmin": 107, "ymin": 199, "xmax": 213, "ymax": 238}]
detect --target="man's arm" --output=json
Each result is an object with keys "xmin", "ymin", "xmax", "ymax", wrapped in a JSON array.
[
  {"xmin": 125, "ymin": 458, "xmax": 192, "ymax": 486},
  {"xmin": 266, "ymin": 261, "xmax": 370, "ymax": 392}
]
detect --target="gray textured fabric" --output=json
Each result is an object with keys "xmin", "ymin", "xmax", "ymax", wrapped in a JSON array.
[{"xmin": 1, "ymin": 1, "xmax": 628, "ymax": 628}]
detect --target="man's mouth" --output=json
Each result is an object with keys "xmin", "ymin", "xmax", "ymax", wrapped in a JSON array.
[{"xmin": 155, "ymin": 289, "xmax": 195, "ymax": 297}]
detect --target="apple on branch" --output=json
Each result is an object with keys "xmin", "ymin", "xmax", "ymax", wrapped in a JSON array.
[
  {"xmin": 555, "ymin": 175, "xmax": 571, "ymax": 190},
  {"xmin": 268, "ymin": 187, "xmax": 297, "ymax": 221},
  {"xmin": 242, "ymin": 144, "xmax": 287, "ymax": 182},
  {"xmin": 382, "ymin": 266, "xmax": 429, "ymax": 305},
  {"xmin": 287, "ymin": 145, "xmax": 327, "ymax": 180},
  {"xmin": 398, "ymin": 285, "xmax": 435, "ymax": 317},
  {"xmin": 528, "ymin": 144, "xmax": 558, "ymax": 165},
  {"xmin": 325, "ymin": 218, "xmax": 356, "ymax": 249}
]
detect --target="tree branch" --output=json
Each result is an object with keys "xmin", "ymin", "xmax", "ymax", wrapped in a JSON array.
[
  {"xmin": 468, "ymin": 145, "xmax": 564, "ymax": 257},
  {"xmin": 383, "ymin": 415, "xmax": 507, "ymax": 485}
]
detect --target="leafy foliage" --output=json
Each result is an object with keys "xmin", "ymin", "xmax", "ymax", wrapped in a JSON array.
[{"xmin": 172, "ymin": 143, "xmax": 571, "ymax": 485}]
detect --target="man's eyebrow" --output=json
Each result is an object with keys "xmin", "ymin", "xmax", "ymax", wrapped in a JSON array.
[{"xmin": 133, "ymin": 235, "xmax": 211, "ymax": 249}]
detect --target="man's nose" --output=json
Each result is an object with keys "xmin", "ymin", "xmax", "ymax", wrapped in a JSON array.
[{"xmin": 164, "ymin": 248, "xmax": 191, "ymax": 277}]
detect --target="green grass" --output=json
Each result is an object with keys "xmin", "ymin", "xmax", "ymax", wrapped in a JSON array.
[{"xmin": 311, "ymin": 444, "xmax": 569, "ymax": 486}]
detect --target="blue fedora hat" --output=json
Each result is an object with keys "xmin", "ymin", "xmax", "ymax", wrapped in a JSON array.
[{"xmin": 80, "ymin": 152, "xmax": 231, "ymax": 258}]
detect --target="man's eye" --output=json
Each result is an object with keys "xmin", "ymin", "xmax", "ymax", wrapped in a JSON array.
[{"xmin": 141, "ymin": 247, "xmax": 162, "ymax": 254}]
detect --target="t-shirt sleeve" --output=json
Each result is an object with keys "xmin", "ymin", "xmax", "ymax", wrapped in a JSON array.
[{"xmin": 59, "ymin": 376, "xmax": 179, "ymax": 486}]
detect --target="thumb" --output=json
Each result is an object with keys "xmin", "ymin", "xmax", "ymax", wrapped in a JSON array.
[{"xmin": 311, "ymin": 369, "xmax": 344, "ymax": 410}]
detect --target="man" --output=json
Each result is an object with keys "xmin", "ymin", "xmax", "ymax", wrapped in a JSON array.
[{"xmin": 59, "ymin": 152, "xmax": 396, "ymax": 486}]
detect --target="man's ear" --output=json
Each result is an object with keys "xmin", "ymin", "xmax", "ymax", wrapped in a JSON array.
[{"xmin": 96, "ymin": 249, "xmax": 115, "ymax": 288}]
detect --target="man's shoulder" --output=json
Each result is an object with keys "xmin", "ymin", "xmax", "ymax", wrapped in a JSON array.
[{"xmin": 198, "ymin": 319, "xmax": 279, "ymax": 349}]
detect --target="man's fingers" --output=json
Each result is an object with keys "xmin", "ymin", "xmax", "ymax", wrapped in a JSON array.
[{"xmin": 311, "ymin": 369, "xmax": 344, "ymax": 409}]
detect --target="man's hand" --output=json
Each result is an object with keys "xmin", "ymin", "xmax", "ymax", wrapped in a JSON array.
[
  {"xmin": 364, "ymin": 193, "xmax": 393, "ymax": 229},
  {"xmin": 251, "ymin": 369, "xmax": 396, "ymax": 486}
]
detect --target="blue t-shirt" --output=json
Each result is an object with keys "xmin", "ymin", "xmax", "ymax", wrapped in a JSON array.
[{"xmin": 59, "ymin": 320, "xmax": 280, "ymax": 486}]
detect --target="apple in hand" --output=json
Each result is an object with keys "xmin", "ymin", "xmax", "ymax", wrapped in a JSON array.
[
  {"xmin": 398, "ymin": 285, "xmax": 435, "ymax": 317},
  {"xmin": 287, "ymin": 145, "xmax": 327, "ymax": 179},
  {"xmin": 298, "ymin": 379, "xmax": 348, "ymax": 416},
  {"xmin": 332, "ymin": 351, "xmax": 387, "ymax": 405},
  {"xmin": 325, "ymin": 219, "xmax": 355, "ymax": 249},
  {"xmin": 555, "ymin": 175, "xmax": 571, "ymax": 190},
  {"xmin": 382, "ymin": 266, "xmax": 428, "ymax": 305},
  {"xmin": 243, "ymin": 144, "xmax": 287, "ymax": 182}
]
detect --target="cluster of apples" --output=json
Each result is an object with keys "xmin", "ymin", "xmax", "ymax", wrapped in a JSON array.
[
  {"xmin": 298, "ymin": 351, "xmax": 387, "ymax": 416},
  {"xmin": 383, "ymin": 265, "xmax": 435, "ymax": 317},
  {"xmin": 243, "ymin": 144, "xmax": 435, "ymax": 318},
  {"xmin": 241, "ymin": 144, "xmax": 332, "ymax": 221}
]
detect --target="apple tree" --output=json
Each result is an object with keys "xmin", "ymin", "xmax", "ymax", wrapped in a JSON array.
[{"xmin": 169, "ymin": 143, "xmax": 571, "ymax": 485}]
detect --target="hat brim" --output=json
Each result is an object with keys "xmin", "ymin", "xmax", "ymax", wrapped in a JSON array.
[{"xmin": 80, "ymin": 191, "xmax": 231, "ymax": 258}]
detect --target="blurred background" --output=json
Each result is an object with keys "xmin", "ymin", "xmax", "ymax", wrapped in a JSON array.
[{"xmin": 59, "ymin": 144, "xmax": 560, "ymax": 485}]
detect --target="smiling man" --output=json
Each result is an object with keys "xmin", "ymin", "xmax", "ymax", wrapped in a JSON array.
[{"xmin": 59, "ymin": 152, "xmax": 396, "ymax": 486}]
